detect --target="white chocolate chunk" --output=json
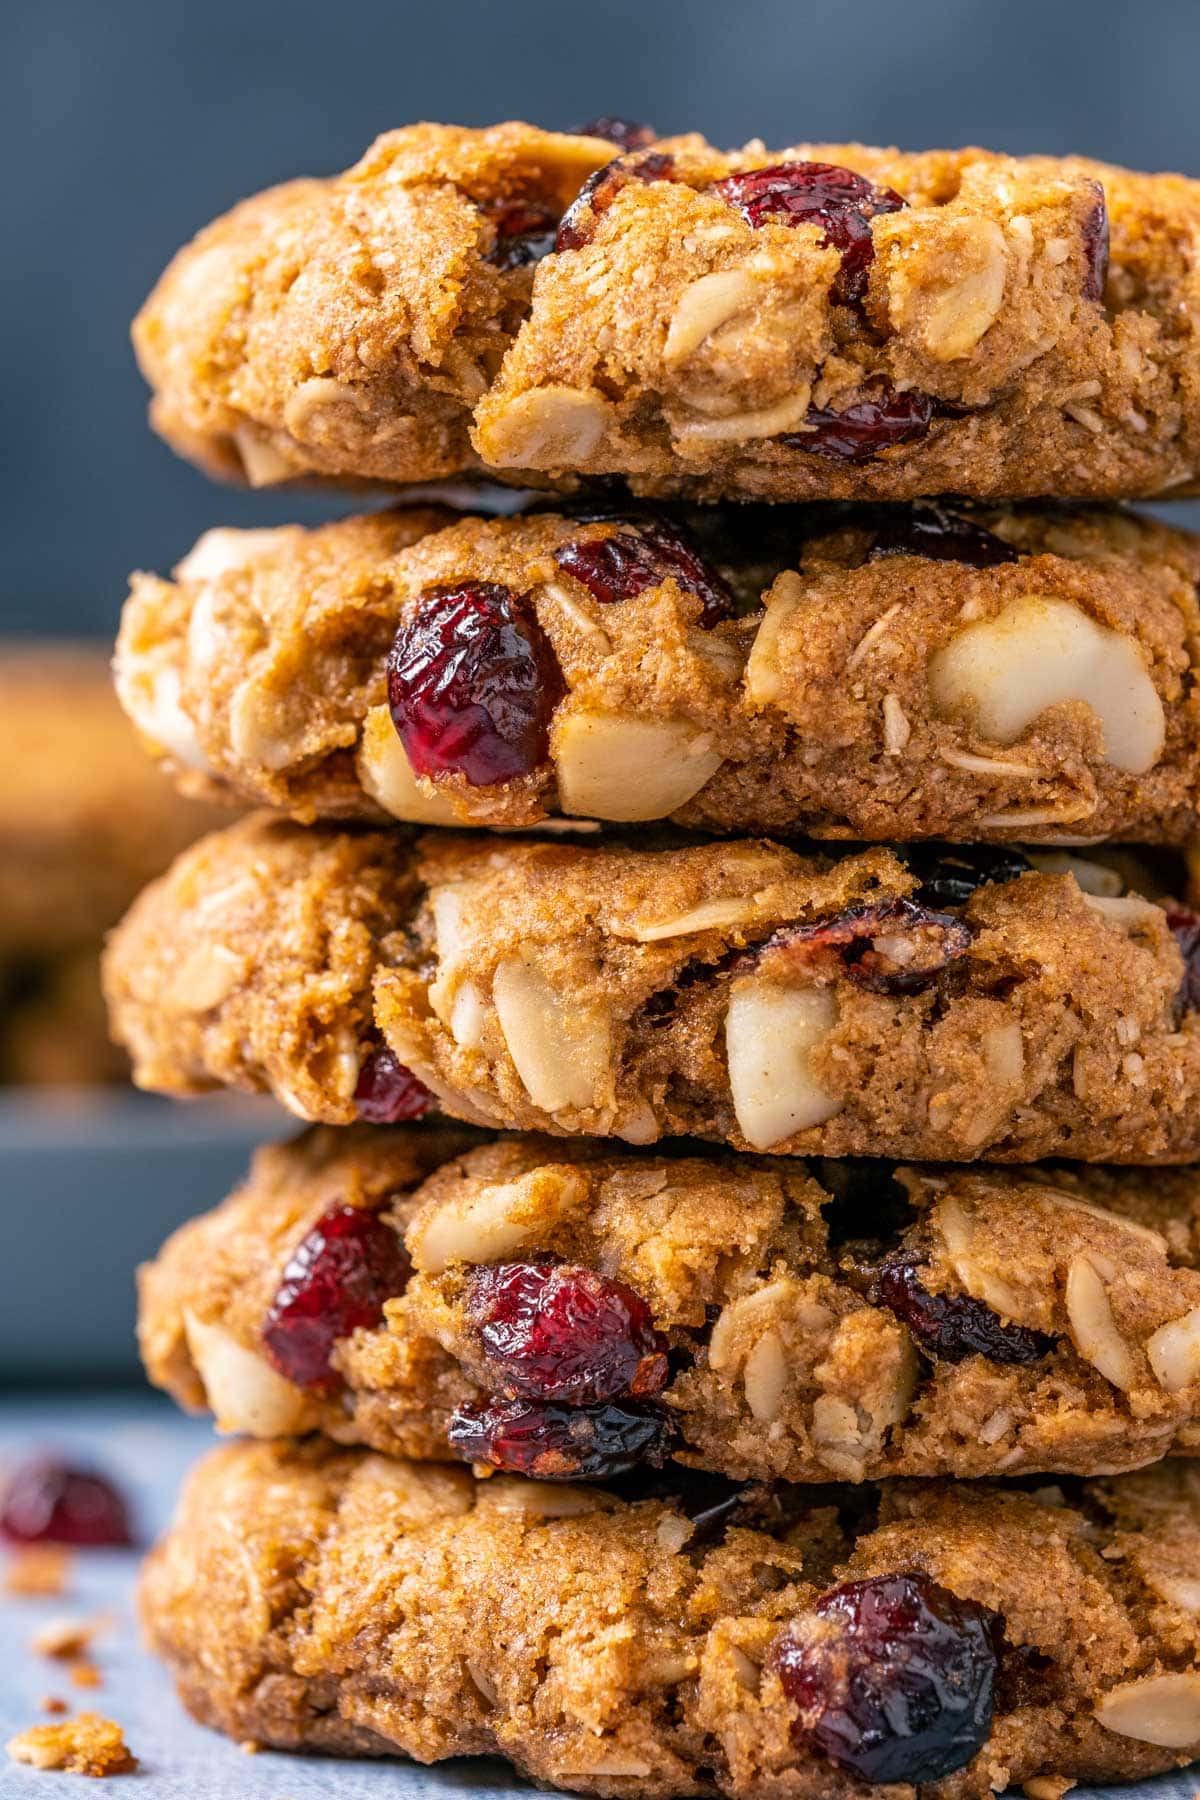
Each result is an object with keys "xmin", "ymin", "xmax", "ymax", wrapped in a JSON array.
[
  {"xmin": 113, "ymin": 649, "xmax": 208, "ymax": 772},
  {"xmin": 928, "ymin": 596, "xmax": 1164, "ymax": 774},
  {"xmin": 1147, "ymin": 1307, "xmax": 1200, "ymax": 1393},
  {"xmin": 182, "ymin": 1312, "xmax": 314, "ymax": 1437},
  {"xmin": 492, "ymin": 953, "xmax": 609, "ymax": 1113},
  {"xmin": 357, "ymin": 705, "xmax": 464, "ymax": 825},
  {"xmin": 1095, "ymin": 1672, "xmax": 1200, "ymax": 1748},
  {"xmin": 725, "ymin": 980, "xmax": 840, "ymax": 1149},
  {"xmin": 553, "ymin": 712, "xmax": 722, "ymax": 821}
]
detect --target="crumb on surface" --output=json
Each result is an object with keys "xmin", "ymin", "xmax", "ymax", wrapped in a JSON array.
[
  {"xmin": 4, "ymin": 1546, "xmax": 72, "ymax": 1596},
  {"xmin": 39, "ymin": 1697, "xmax": 68, "ymax": 1716},
  {"xmin": 70, "ymin": 1661, "xmax": 102, "ymax": 1690},
  {"xmin": 6, "ymin": 1712, "xmax": 137, "ymax": 1776},
  {"xmin": 31, "ymin": 1615, "xmax": 101, "ymax": 1660}
]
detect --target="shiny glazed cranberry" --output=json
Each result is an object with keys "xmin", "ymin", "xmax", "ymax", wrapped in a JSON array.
[
  {"xmin": 577, "ymin": 117, "xmax": 657, "ymax": 151},
  {"xmin": 448, "ymin": 1396, "xmax": 671, "ymax": 1479},
  {"xmin": 387, "ymin": 582, "xmax": 563, "ymax": 786},
  {"xmin": 556, "ymin": 151, "xmax": 678, "ymax": 251},
  {"xmin": 906, "ymin": 845, "xmax": 1033, "ymax": 909},
  {"xmin": 262, "ymin": 1204, "xmax": 412, "ymax": 1389},
  {"xmin": 1167, "ymin": 907, "xmax": 1200, "ymax": 1016},
  {"xmin": 1, "ymin": 1458, "xmax": 132, "ymax": 1547},
  {"xmin": 764, "ymin": 899, "xmax": 972, "ymax": 995},
  {"xmin": 554, "ymin": 518, "xmax": 733, "ymax": 626},
  {"xmin": 867, "ymin": 505, "xmax": 1020, "ymax": 568},
  {"xmin": 354, "ymin": 1048, "xmax": 434, "ymax": 1124},
  {"xmin": 485, "ymin": 198, "xmax": 560, "ymax": 270},
  {"xmin": 468, "ymin": 1261, "xmax": 668, "ymax": 1403},
  {"xmin": 873, "ymin": 1257, "xmax": 1053, "ymax": 1364},
  {"xmin": 770, "ymin": 1572, "xmax": 1001, "ymax": 1783},
  {"xmin": 783, "ymin": 385, "xmax": 936, "ymax": 463},
  {"xmin": 714, "ymin": 161, "xmax": 906, "ymax": 305},
  {"xmin": 1082, "ymin": 183, "xmax": 1110, "ymax": 304}
]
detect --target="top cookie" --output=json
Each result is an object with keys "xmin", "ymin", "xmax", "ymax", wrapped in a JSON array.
[{"xmin": 134, "ymin": 124, "xmax": 1200, "ymax": 502}]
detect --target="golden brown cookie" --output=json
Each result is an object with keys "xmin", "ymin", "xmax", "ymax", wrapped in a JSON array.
[
  {"xmin": 117, "ymin": 501, "xmax": 1200, "ymax": 841},
  {"xmin": 141, "ymin": 1123, "xmax": 1200, "ymax": 1483},
  {"xmin": 142, "ymin": 1439, "xmax": 1200, "ymax": 1796},
  {"xmin": 135, "ymin": 128, "xmax": 1200, "ymax": 501},
  {"xmin": 103, "ymin": 814, "xmax": 1200, "ymax": 1162}
]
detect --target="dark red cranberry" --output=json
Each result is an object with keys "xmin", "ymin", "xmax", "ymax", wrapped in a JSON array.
[
  {"xmin": 905, "ymin": 845, "xmax": 1033, "ymax": 910},
  {"xmin": 873, "ymin": 1257, "xmax": 1053, "ymax": 1364},
  {"xmin": 762, "ymin": 899, "xmax": 972, "ymax": 995},
  {"xmin": 448, "ymin": 1396, "xmax": 671, "ymax": 1479},
  {"xmin": 867, "ymin": 505, "xmax": 1019, "ymax": 568},
  {"xmin": 577, "ymin": 117, "xmax": 657, "ymax": 152},
  {"xmin": 1, "ymin": 1458, "xmax": 132, "ymax": 1547},
  {"xmin": 354, "ymin": 1047, "xmax": 434, "ymax": 1124},
  {"xmin": 262, "ymin": 1204, "xmax": 412, "ymax": 1389},
  {"xmin": 467, "ymin": 1261, "xmax": 668, "ymax": 1404},
  {"xmin": 554, "ymin": 517, "xmax": 733, "ymax": 626},
  {"xmin": 1082, "ymin": 183, "xmax": 1110, "ymax": 304},
  {"xmin": 770, "ymin": 1572, "xmax": 1001, "ymax": 1783},
  {"xmin": 484, "ymin": 198, "xmax": 560, "ymax": 270},
  {"xmin": 714, "ymin": 161, "xmax": 906, "ymax": 305},
  {"xmin": 783, "ymin": 385, "xmax": 936, "ymax": 463},
  {"xmin": 556, "ymin": 151, "xmax": 678, "ymax": 251},
  {"xmin": 387, "ymin": 582, "xmax": 564, "ymax": 786},
  {"xmin": 1167, "ymin": 907, "xmax": 1200, "ymax": 1017}
]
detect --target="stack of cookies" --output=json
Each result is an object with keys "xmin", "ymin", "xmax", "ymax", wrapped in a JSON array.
[{"xmin": 103, "ymin": 122, "xmax": 1200, "ymax": 1796}]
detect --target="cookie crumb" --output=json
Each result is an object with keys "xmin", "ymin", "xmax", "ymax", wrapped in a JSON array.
[
  {"xmin": 31, "ymin": 1614, "xmax": 100, "ymax": 1659},
  {"xmin": 1024, "ymin": 1780, "xmax": 1078, "ymax": 1800},
  {"xmin": 5, "ymin": 1546, "xmax": 72, "ymax": 1596},
  {"xmin": 39, "ymin": 1698, "xmax": 68, "ymax": 1717},
  {"xmin": 6, "ymin": 1713, "xmax": 137, "ymax": 1776},
  {"xmin": 239, "ymin": 1738, "xmax": 261, "ymax": 1754},
  {"xmin": 70, "ymin": 1661, "xmax": 103, "ymax": 1690}
]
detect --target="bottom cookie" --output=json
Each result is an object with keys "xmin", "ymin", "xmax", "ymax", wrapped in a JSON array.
[{"xmin": 142, "ymin": 1440, "xmax": 1200, "ymax": 1798}]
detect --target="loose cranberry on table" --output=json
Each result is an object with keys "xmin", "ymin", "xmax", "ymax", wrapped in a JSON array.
[
  {"xmin": 387, "ymin": 582, "xmax": 564, "ymax": 787},
  {"xmin": 467, "ymin": 1261, "xmax": 669, "ymax": 1404},
  {"xmin": 448, "ymin": 1394, "xmax": 671, "ymax": 1480},
  {"xmin": 771, "ymin": 1572, "xmax": 1002, "ymax": 1783},
  {"xmin": 714, "ymin": 160, "xmax": 906, "ymax": 305},
  {"xmin": 553, "ymin": 516, "xmax": 733, "ymax": 626},
  {"xmin": 354, "ymin": 1047, "xmax": 434, "ymax": 1125},
  {"xmin": 261, "ymin": 1204, "xmax": 412, "ymax": 1390},
  {"xmin": 1, "ymin": 1457, "xmax": 132, "ymax": 1547}
]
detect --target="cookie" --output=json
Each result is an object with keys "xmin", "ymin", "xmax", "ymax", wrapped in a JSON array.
[
  {"xmin": 103, "ymin": 814, "xmax": 1200, "ymax": 1162},
  {"xmin": 117, "ymin": 501, "xmax": 1200, "ymax": 843},
  {"xmin": 135, "ymin": 126, "xmax": 1200, "ymax": 502},
  {"xmin": 141, "ymin": 1439, "xmax": 1200, "ymax": 1797},
  {"xmin": 140, "ymin": 1123, "xmax": 1200, "ymax": 1483}
]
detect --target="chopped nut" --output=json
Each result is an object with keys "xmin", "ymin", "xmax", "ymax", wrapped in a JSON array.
[
  {"xmin": 492, "ymin": 952, "xmax": 610, "ymax": 1112},
  {"xmin": 176, "ymin": 524, "xmax": 293, "ymax": 584},
  {"xmin": 183, "ymin": 1311, "xmax": 317, "ymax": 1437},
  {"xmin": 162, "ymin": 943, "xmax": 246, "ymax": 1014},
  {"xmin": 742, "ymin": 1328, "xmax": 789, "ymax": 1421},
  {"xmin": 5, "ymin": 1547, "xmax": 71, "ymax": 1597},
  {"xmin": 618, "ymin": 896, "xmax": 762, "ymax": 944},
  {"xmin": 411, "ymin": 1169, "xmax": 586, "ymax": 1275},
  {"xmin": 745, "ymin": 571, "xmax": 806, "ymax": 704},
  {"xmin": 357, "ymin": 704, "xmax": 463, "ymax": 825},
  {"xmin": 675, "ymin": 386, "xmax": 812, "ymax": 443},
  {"xmin": 31, "ymin": 1616, "xmax": 100, "ymax": 1660},
  {"xmin": 888, "ymin": 217, "xmax": 1008, "ymax": 359},
  {"xmin": 112, "ymin": 650, "xmax": 208, "ymax": 773},
  {"xmin": 552, "ymin": 711, "xmax": 722, "ymax": 821},
  {"xmin": 1094, "ymin": 1671, "xmax": 1200, "ymax": 1747},
  {"xmin": 725, "ymin": 978, "xmax": 841, "ymax": 1149},
  {"xmin": 475, "ymin": 385, "xmax": 613, "ymax": 468},
  {"xmin": 1147, "ymin": 1306, "xmax": 1200, "ymax": 1393},
  {"xmin": 1023, "ymin": 1778, "xmax": 1077, "ymax": 1800},
  {"xmin": 882, "ymin": 693, "xmax": 910, "ymax": 755},
  {"xmin": 663, "ymin": 269, "xmax": 760, "ymax": 362},
  {"xmin": 6, "ymin": 1712, "xmax": 137, "ymax": 1777},
  {"xmin": 1064, "ymin": 1257, "xmax": 1137, "ymax": 1390},
  {"xmin": 70, "ymin": 1663, "xmax": 102, "ymax": 1691},
  {"xmin": 479, "ymin": 1476, "xmax": 604, "ymax": 1518},
  {"xmin": 233, "ymin": 425, "xmax": 302, "ymax": 487}
]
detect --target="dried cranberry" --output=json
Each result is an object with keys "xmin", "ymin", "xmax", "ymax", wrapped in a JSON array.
[
  {"xmin": 554, "ymin": 517, "xmax": 733, "ymax": 626},
  {"xmin": 1082, "ymin": 183, "xmax": 1110, "ymax": 304},
  {"xmin": 354, "ymin": 1047, "xmax": 434, "ymax": 1124},
  {"xmin": 387, "ymin": 582, "xmax": 563, "ymax": 786},
  {"xmin": 783, "ymin": 385, "xmax": 936, "ymax": 463},
  {"xmin": 1167, "ymin": 907, "xmax": 1200, "ymax": 1017},
  {"xmin": 1, "ymin": 1458, "xmax": 132, "ymax": 1547},
  {"xmin": 873, "ymin": 1257, "xmax": 1052, "ymax": 1365},
  {"xmin": 866, "ymin": 505, "xmax": 1019, "ymax": 568},
  {"xmin": 905, "ymin": 845, "xmax": 1033, "ymax": 910},
  {"xmin": 577, "ymin": 117, "xmax": 657, "ymax": 152},
  {"xmin": 762, "ymin": 899, "xmax": 971, "ymax": 995},
  {"xmin": 714, "ymin": 161, "xmax": 906, "ymax": 305},
  {"xmin": 770, "ymin": 1572, "xmax": 1001, "ymax": 1783},
  {"xmin": 556, "ymin": 151, "xmax": 678, "ymax": 251},
  {"xmin": 448, "ymin": 1396, "xmax": 671, "ymax": 1479},
  {"xmin": 468, "ymin": 1261, "xmax": 668, "ymax": 1404},
  {"xmin": 484, "ymin": 198, "xmax": 560, "ymax": 270},
  {"xmin": 262, "ymin": 1204, "xmax": 412, "ymax": 1389}
]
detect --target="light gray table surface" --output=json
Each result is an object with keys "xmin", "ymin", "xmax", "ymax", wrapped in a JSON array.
[{"xmin": 0, "ymin": 1390, "xmax": 1196, "ymax": 1799}]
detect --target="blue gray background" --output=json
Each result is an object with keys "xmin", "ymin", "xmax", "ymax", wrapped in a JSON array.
[{"xmin": 7, "ymin": 0, "xmax": 1200, "ymax": 636}]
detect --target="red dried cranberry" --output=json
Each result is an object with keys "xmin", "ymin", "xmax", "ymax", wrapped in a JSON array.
[
  {"xmin": 387, "ymin": 582, "xmax": 563, "ymax": 786},
  {"xmin": 484, "ymin": 198, "xmax": 560, "ymax": 271},
  {"xmin": 873, "ymin": 1257, "xmax": 1052, "ymax": 1364},
  {"xmin": 783, "ymin": 385, "xmax": 936, "ymax": 463},
  {"xmin": 467, "ymin": 1261, "xmax": 668, "ymax": 1404},
  {"xmin": 554, "ymin": 517, "xmax": 733, "ymax": 626},
  {"xmin": 1, "ymin": 1458, "xmax": 132, "ymax": 1547},
  {"xmin": 762, "ymin": 899, "xmax": 972, "ymax": 995},
  {"xmin": 449, "ymin": 1396, "xmax": 670, "ymax": 1479},
  {"xmin": 770, "ymin": 1572, "xmax": 1001, "ymax": 1783},
  {"xmin": 1168, "ymin": 907, "xmax": 1200, "ymax": 1017},
  {"xmin": 577, "ymin": 118, "xmax": 657, "ymax": 152},
  {"xmin": 262, "ymin": 1204, "xmax": 412, "ymax": 1390},
  {"xmin": 1082, "ymin": 183, "xmax": 1109, "ymax": 304},
  {"xmin": 905, "ymin": 845, "xmax": 1033, "ymax": 909},
  {"xmin": 556, "ymin": 151, "xmax": 678, "ymax": 251},
  {"xmin": 714, "ymin": 161, "xmax": 906, "ymax": 305},
  {"xmin": 867, "ymin": 505, "xmax": 1019, "ymax": 568},
  {"xmin": 354, "ymin": 1047, "xmax": 434, "ymax": 1124}
]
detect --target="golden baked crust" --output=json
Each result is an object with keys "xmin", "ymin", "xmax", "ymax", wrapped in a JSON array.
[
  {"xmin": 135, "ymin": 129, "xmax": 1200, "ymax": 501},
  {"xmin": 141, "ymin": 1123, "xmax": 1200, "ymax": 1482},
  {"xmin": 103, "ymin": 814, "xmax": 1200, "ymax": 1161},
  {"xmin": 141, "ymin": 1441, "xmax": 1200, "ymax": 1796},
  {"xmin": 118, "ymin": 501, "xmax": 1200, "ymax": 841}
]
